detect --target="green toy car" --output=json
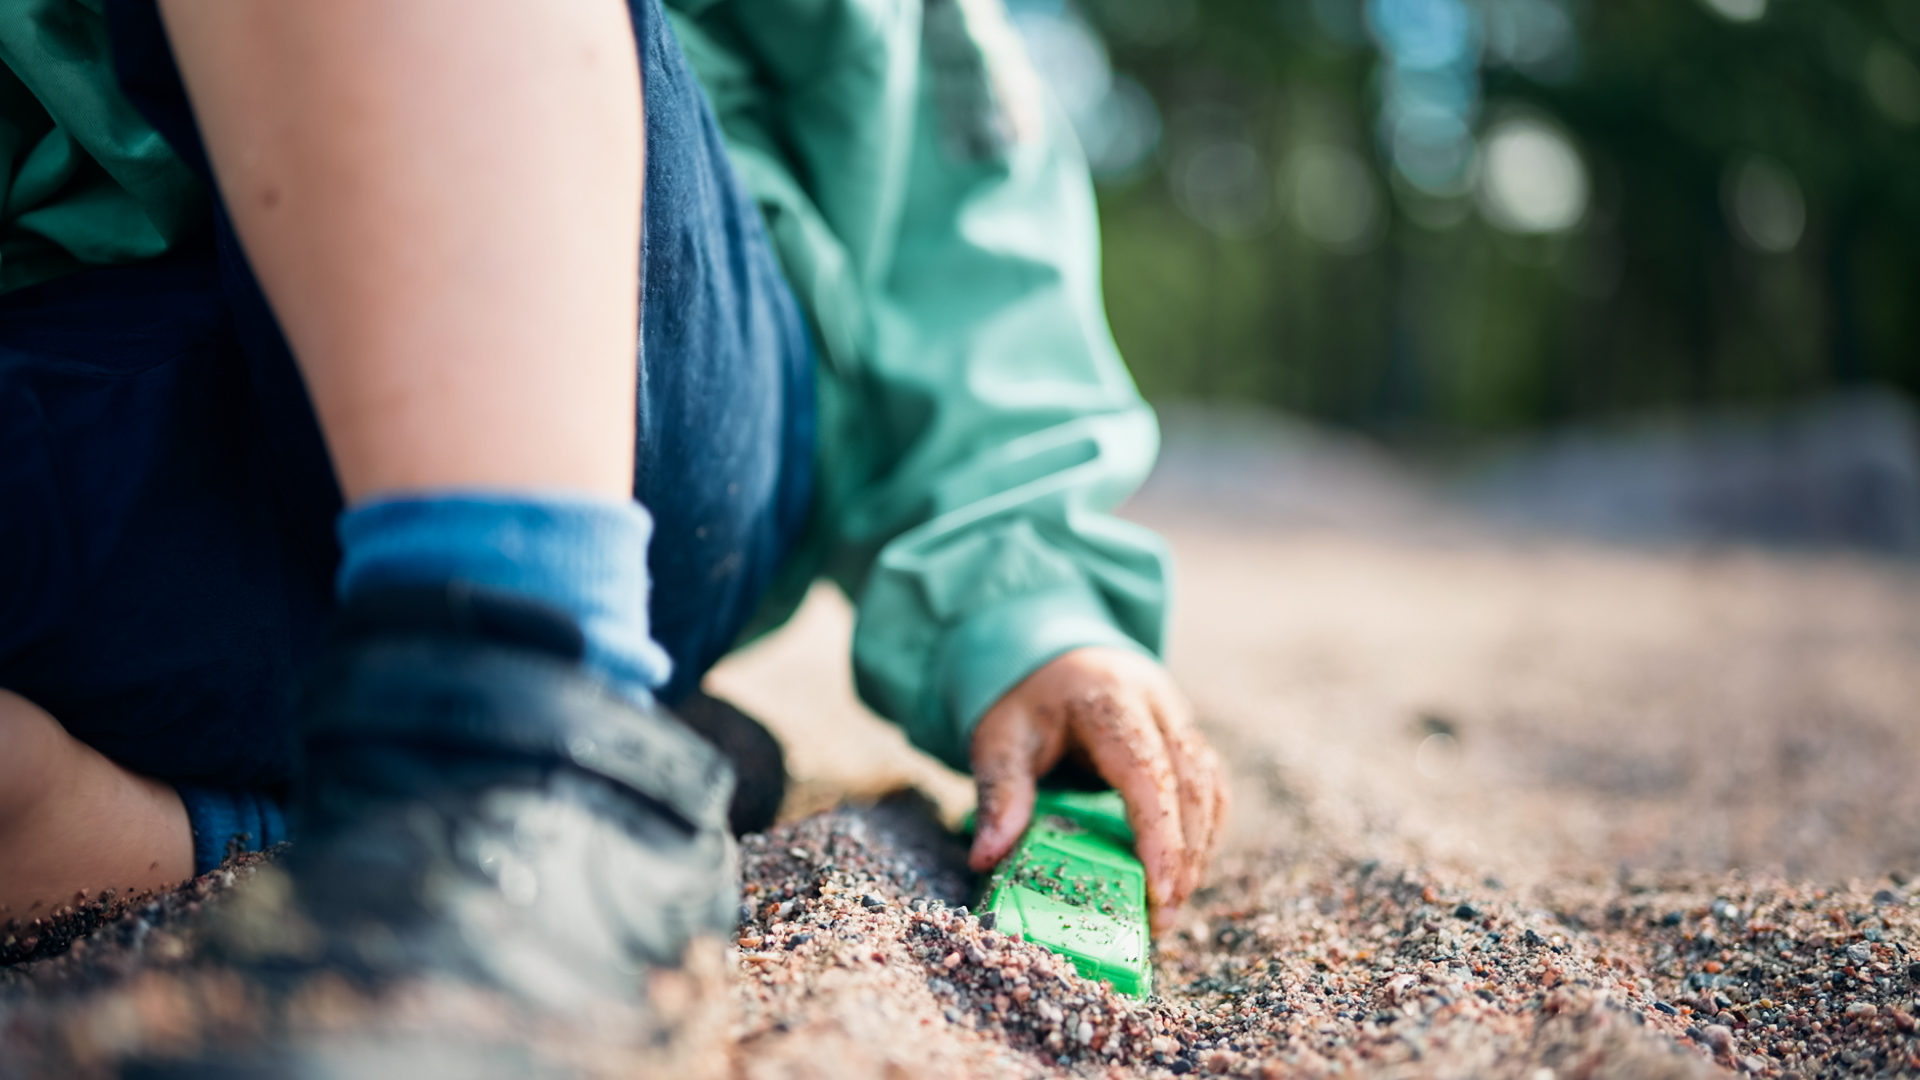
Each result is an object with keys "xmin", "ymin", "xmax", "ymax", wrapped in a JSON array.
[{"xmin": 977, "ymin": 789, "xmax": 1153, "ymax": 998}]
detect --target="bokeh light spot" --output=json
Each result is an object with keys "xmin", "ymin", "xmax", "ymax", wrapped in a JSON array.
[
  {"xmin": 1009, "ymin": 5, "xmax": 1163, "ymax": 180},
  {"xmin": 1368, "ymin": 0, "xmax": 1482, "ymax": 194},
  {"xmin": 1723, "ymin": 155, "xmax": 1806, "ymax": 254},
  {"xmin": 1482, "ymin": 0, "xmax": 1578, "ymax": 82},
  {"xmin": 1386, "ymin": 100, "xmax": 1478, "ymax": 194},
  {"xmin": 1282, "ymin": 144, "xmax": 1385, "ymax": 253},
  {"xmin": 1367, "ymin": 0, "xmax": 1477, "ymax": 71},
  {"xmin": 1476, "ymin": 115, "xmax": 1588, "ymax": 234},
  {"xmin": 1864, "ymin": 41, "xmax": 1920, "ymax": 126},
  {"xmin": 1011, "ymin": 8, "xmax": 1112, "ymax": 118},
  {"xmin": 1079, "ymin": 75, "xmax": 1163, "ymax": 179},
  {"xmin": 1172, "ymin": 140, "xmax": 1273, "ymax": 238},
  {"xmin": 1698, "ymin": 0, "xmax": 1766, "ymax": 23}
]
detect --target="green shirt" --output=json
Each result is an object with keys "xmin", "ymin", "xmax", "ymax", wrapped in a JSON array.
[{"xmin": 0, "ymin": 0, "xmax": 1170, "ymax": 774}]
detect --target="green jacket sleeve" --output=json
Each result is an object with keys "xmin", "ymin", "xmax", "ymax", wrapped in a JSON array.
[
  {"xmin": 847, "ymin": 75, "xmax": 1171, "ymax": 771},
  {"xmin": 668, "ymin": 0, "xmax": 1171, "ymax": 773}
]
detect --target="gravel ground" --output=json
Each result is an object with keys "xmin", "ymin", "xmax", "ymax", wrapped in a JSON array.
[
  {"xmin": 5, "ymin": 497, "xmax": 1920, "ymax": 1078},
  {"xmin": 7, "ymin": 803, "xmax": 1917, "ymax": 1079}
]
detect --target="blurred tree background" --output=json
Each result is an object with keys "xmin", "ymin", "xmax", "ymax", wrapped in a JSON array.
[{"xmin": 1008, "ymin": 0, "xmax": 1920, "ymax": 436}]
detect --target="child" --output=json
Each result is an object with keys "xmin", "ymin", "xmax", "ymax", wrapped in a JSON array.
[{"xmin": 0, "ymin": 0, "xmax": 1222, "ymax": 1016}]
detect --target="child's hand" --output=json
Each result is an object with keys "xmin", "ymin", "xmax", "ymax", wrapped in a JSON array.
[{"xmin": 967, "ymin": 647, "xmax": 1226, "ymax": 935}]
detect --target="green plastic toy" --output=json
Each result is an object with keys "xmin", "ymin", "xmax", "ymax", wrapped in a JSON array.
[{"xmin": 976, "ymin": 789, "xmax": 1153, "ymax": 998}]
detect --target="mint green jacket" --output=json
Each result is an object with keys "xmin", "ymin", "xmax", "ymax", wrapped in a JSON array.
[
  {"xmin": 0, "ymin": 0, "xmax": 204, "ymax": 293},
  {"xmin": 1, "ymin": 0, "xmax": 1172, "ymax": 773}
]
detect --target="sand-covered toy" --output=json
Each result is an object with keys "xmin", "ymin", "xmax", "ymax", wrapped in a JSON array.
[{"xmin": 978, "ymin": 789, "xmax": 1153, "ymax": 998}]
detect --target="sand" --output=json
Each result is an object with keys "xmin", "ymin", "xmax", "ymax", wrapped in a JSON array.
[{"xmin": 5, "ymin": 505, "xmax": 1920, "ymax": 1078}]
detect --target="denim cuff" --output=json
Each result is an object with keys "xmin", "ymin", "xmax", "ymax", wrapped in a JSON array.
[{"xmin": 175, "ymin": 784, "xmax": 289, "ymax": 876}]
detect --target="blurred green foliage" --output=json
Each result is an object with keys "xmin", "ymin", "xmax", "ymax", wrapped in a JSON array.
[{"xmin": 1084, "ymin": 0, "xmax": 1920, "ymax": 433}]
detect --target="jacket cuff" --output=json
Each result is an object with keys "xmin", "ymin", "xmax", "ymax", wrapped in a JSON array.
[{"xmin": 922, "ymin": 586, "xmax": 1156, "ymax": 773}]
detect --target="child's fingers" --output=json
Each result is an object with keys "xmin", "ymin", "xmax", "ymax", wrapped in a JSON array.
[
  {"xmin": 968, "ymin": 756, "xmax": 1037, "ymax": 872},
  {"xmin": 1152, "ymin": 692, "xmax": 1221, "ymax": 910},
  {"xmin": 967, "ymin": 700, "xmax": 1055, "ymax": 872},
  {"xmin": 1069, "ymin": 692, "xmax": 1185, "ymax": 922}
]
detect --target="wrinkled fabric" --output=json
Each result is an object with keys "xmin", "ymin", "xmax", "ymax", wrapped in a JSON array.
[{"xmin": 0, "ymin": 0, "xmax": 206, "ymax": 291}]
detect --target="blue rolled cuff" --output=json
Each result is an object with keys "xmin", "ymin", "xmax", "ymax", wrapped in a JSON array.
[
  {"xmin": 175, "ymin": 784, "xmax": 289, "ymax": 876},
  {"xmin": 336, "ymin": 493, "xmax": 673, "ymax": 696}
]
